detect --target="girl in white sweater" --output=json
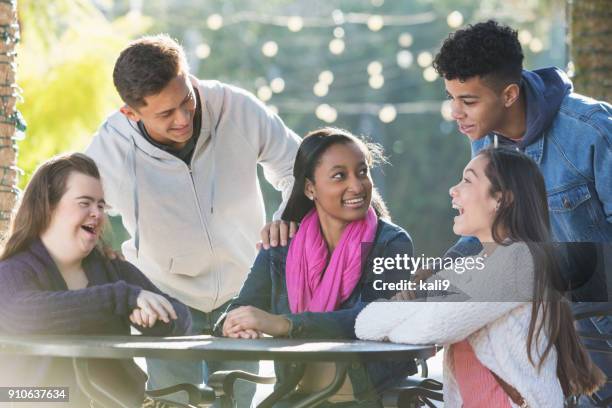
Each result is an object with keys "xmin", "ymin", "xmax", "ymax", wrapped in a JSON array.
[{"xmin": 356, "ymin": 148, "xmax": 604, "ymax": 407}]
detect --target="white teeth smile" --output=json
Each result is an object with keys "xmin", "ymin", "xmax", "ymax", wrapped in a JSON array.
[
  {"xmin": 343, "ymin": 197, "xmax": 365, "ymax": 207},
  {"xmin": 81, "ymin": 224, "xmax": 97, "ymax": 234},
  {"xmin": 452, "ymin": 203, "xmax": 464, "ymax": 215}
]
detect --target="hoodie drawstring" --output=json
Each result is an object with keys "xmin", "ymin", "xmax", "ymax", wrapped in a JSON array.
[
  {"xmin": 206, "ymin": 100, "xmax": 219, "ymax": 215},
  {"xmin": 128, "ymin": 134, "xmax": 140, "ymax": 257}
]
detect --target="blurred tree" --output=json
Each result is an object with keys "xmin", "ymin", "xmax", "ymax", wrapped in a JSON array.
[
  {"xmin": 570, "ymin": 0, "xmax": 611, "ymax": 101},
  {"xmin": 0, "ymin": 0, "xmax": 20, "ymax": 239},
  {"xmin": 16, "ymin": 0, "xmax": 151, "ymax": 187}
]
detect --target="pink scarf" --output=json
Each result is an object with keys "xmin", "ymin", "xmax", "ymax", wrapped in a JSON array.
[{"xmin": 286, "ymin": 206, "xmax": 378, "ymax": 313}]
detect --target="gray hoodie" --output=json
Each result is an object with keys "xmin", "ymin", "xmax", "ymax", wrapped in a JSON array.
[{"xmin": 86, "ymin": 78, "xmax": 300, "ymax": 312}]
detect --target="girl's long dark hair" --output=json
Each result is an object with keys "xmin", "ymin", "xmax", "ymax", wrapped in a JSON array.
[
  {"xmin": 282, "ymin": 127, "xmax": 389, "ymax": 223},
  {"xmin": 479, "ymin": 147, "xmax": 605, "ymax": 397}
]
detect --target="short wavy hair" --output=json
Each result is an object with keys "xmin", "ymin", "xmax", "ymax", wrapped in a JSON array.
[
  {"xmin": 433, "ymin": 20, "xmax": 524, "ymax": 90},
  {"xmin": 113, "ymin": 34, "xmax": 189, "ymax": 108}
]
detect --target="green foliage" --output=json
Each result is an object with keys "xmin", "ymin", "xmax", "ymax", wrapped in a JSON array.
[{"xmin": 16, "ymin": 0, "xmax": 151, "ymax": 187}]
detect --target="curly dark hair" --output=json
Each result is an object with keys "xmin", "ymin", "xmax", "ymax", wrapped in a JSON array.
[
  {"xmin": 113, "ymin": 34, "xmax": 189, "ymax": 108},
  {"xmin": 433, "ymin": 20, "xmax": 524, "ymax": 90}
]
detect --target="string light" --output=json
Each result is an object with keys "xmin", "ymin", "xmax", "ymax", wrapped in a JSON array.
[
  {"xmin": 369, "ymin": 74, "xmax": 384, "ymax": 89},
  {"xmin": 206, "ymin": 14, "xmax": 223, "ymax": 30},
  {"xmin": 0, "ymin": 1, "xmax": 23, "ymax": 228},
  {"xmin": 423, "ymin": 66, "xmax": 438, "ymax": 82},
  {"xmin": 396, "ymin": 50, "xmax": 413, "ymax": 69},
  {"xmin": 287, "ymin": 16, "xmax": 303, "ymax": 32},
  {"xmin": 367, "ymin": 61, "xmax": 383, "ymax": 76},
  {"xmin": 261, "ymin": 41, "xmax": 278, "ymax": 57},
  {"xmin": 275, "ymin": 100, "xmax": 445, "ymax": 117},
  {"xmin": 270, "ymin": 78, "xmax": 285, "ymax": 93},
  {"xmin": 318, "ymin": 70, "xmax": 334, "ymax": 85},
  {"xmin": 379, "ymin": 105, "xmax": 397, "ymax": 123},
  {"xmin": 197, "ymin": 11, "xmax": 436, "ymax": 29},
  {"xmin": 417, "ymin": 51, "xmax": 433, "ymax": 68},
  {"xmin": 518, "ymin": 29, "xmax": 532, "ymax": 45},
  {"xmin": 331, "ymin": 10, "xmax": 345, "ymax": 25},
  {"xmin": 529, "ymin": 38, "xmax": 543, "ymax": 53},
  {"xmin": 257, "ymin": 86, "xmax": 272, "ymax": 101},
  {"xmin": 329, "ymin": 38, "xmax": 345, "ymax": 54},
  {"xmin": 446, "ymin": 11, "xmax": 463, "ymax": 28},
  {"xmin": 315, "ymin": 104, "xmax": 337, "ymax": 123},
  {"xmin": 195, "ymin": 43, "xmax": 211, "ymax": 59},
  {"xmin": 367, "ymin": 15, "xmax": 384, "ymax": 32},
  {"xmin": 313, "ymin": 82, "xmax": 329, "ymax": 97},
  {"xmin": 398, "ymin": 32, "xmax": 413, "ymax": 48},
  {"xmin": 440, "ymin": 100, "xmax": 453, "ymax": 121}
]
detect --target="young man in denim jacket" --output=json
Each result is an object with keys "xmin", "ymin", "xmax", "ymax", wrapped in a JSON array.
[{"xmin": 434, "ymin": 20, "xmax": 611, "ymax": 404}]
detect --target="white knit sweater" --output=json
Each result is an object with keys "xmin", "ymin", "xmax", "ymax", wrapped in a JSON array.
[{"xmin": 355, "ymin": 243, "xmax": 564, "ymax": 407}]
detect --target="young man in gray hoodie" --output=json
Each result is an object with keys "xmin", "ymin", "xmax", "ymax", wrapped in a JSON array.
[{"xmin": 86, "ymin": 34, "xmax": 301, "ymax": 406}]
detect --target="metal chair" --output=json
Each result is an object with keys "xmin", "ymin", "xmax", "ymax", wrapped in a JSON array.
[
  {"xmin": 382, "ymin": 357, "xmax": 443, "ymax": 408},
  {"xmin": 73, "ymin": 358, "xmax": 275, "ymax": 408}
]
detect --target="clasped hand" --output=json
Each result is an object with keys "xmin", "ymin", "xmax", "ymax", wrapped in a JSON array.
[
  {"xmin": 129, "ymin": 290, "xmax": 178, "ymax": 328},
  {"xmin": 222, "ymin": 306, "xmax": 290, "ymax": 339}
]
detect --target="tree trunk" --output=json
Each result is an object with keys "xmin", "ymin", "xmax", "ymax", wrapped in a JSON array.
[
  {"xmin": 570, "ymin": 0, "xmax": 612, "ymax": 101},
  {"xmin": 0, "ymin": 0, "xmax": 20, "ymax": 242}
]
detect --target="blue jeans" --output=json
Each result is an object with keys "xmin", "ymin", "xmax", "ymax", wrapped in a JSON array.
[{"xmin": 146, "ymin": 302, "xmax": 258, "ymax": 407}]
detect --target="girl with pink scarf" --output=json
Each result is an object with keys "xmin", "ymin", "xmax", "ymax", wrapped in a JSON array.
[{"xmin": 218, "ymin": 128, "xmax": 417, "ymax": 406}]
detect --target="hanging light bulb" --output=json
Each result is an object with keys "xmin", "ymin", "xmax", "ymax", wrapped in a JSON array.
[
  {"xmin": 446, "ymin": 11, "xmax": 463, "ymax": 28},
  {"xmin": 398, "ymin": 32, "xmax": 413, "ymax": 48},
  {"xmin": 257, "ymin": 86, "xmax": 272, "ymax": 102},
  {"xmin": 369, "ymin": 74, "xmax": 385, "ymax": 89},
  {"xmin": 270, "ymin": 78, "xmax": 285, "ymax": 93},
  {"xmin": 417, "ymin": 51, "xmax": 433, "ymax": 68},
  {"xmin": 529, "ymin": 38, "xmax": 543, "ymax": 53},
  {"xmin": 261, "ymin": 41, "xmax": 279, "ymax": 57},
  {"xmin": 287, "ymin": 16, "xmax": 304, "ymax": 32},
  {"xmin": 315, "ymin": 104, "xmax": 337, "ymax": 123},
  {"xmin": 367, "ymin": 61, "xmax": 383, "ymax": 76},
  {"xmin": 396, "ymin": 50, "xmax": 413, "ymax": 69},
  {"xmin": 318, "ymin": 70, "xmax": 334, "ymax": 85},
  {"xmin": 440, "ymin": 100, "xmax": 453, "ymax": 121},
  {"xmin": 423, "ymin": 66, "xmax": 438, "ymax": 82},
  {"xmin": 518, "ymin": 30, "xmax": 532, "ymax": 45},
  {"xmin": 195, "ymin": 43, "xmax": 211, "ymax": 59},
  {"xmin": 379, "ymin": 105, "xmax": 397, "ymax": 123},
  {"xmin": 329, "ymin": 38, "xmax": 345, "ymax": 55},
  {"xmin": 207, "ymin": 14, "xmax": 223, "ymax": 30},
  {"xmin": 313, "ymin": 82, "xmax": 329, "ymax": 97},
  {"xmin": 367, "ymin": 15, "xmax": 384, "ymax": 32}
]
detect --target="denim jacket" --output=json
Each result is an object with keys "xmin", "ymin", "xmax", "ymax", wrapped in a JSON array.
[
  {"xmin": 217, "ymin": 218, "xmax": 416, "ymax": 402},
  {"xmin": 447, "ymin": 68, "xmax": 612, "ymax": 260}
]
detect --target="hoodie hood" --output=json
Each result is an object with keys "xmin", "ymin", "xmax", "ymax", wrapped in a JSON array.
[{"xmin": 517, "ymin": 67, "xmax": 573, "ymax": 148}]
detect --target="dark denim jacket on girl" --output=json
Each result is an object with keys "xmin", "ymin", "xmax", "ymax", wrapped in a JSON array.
[{"xmin": 217, "ymin": 219, "xmax": 417, "ymax": 403}]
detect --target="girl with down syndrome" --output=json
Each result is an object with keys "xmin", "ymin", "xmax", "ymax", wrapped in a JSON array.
[
  {"xmin": 356, "ymin": 148, "xmax": 604, "ymax": 407},
  {"xmin": 218, "ymin": 127, "xmax": 417, "ymax": 407},
  {"xmin": 0, "ymin": 153, "xmax": 191, "ymax": 407}
]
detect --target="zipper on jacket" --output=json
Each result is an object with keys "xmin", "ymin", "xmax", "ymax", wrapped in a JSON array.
[
  {"xmin": 187, "ymin": 165, "xmax": 215, "ymax": 253},
  {"xmin": 186, "ymin": 164, "xmax": 221, "ymax": 307}
]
